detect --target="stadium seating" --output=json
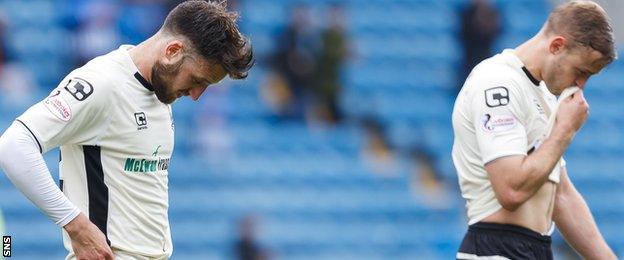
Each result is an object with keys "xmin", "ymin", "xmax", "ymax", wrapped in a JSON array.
[{"xmin": 0, "ymin": 0, "xmax": 622, "ymax": 259}]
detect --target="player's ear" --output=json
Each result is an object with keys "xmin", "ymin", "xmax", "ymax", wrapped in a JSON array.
[
  {"xmin": 164, "ymin": 40, "xmax": 185, "ymax": 64},
  {"xmin": 549, "ymin": 36, "xmax": 567, "ymax": 55}
]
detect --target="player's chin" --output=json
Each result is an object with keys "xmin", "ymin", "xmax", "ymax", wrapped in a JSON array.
[
  {"xmin": 164, "ymin": 96, "xmax": 177, "ymax": 104},
  {"xmin": 156, "ymin": 93, "xmax": 177, "ymax": 104}
]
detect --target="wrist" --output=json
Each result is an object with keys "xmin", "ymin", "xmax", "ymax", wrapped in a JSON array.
[
  {"xmin": 550, "ymin": 126, "xmax": 574, "ymax": 144},
  {"xmin": 63, "ymin": 213, "xmax": 88, "ymax": 235}
]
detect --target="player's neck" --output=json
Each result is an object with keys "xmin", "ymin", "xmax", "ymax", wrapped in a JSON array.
[
  {"xmin": 515, "ymin": 37, "xmax": 545, "ymax": 83},
  {"xmin": 129, "ymin": 37, "xmax": 159, "ymax": 85}
]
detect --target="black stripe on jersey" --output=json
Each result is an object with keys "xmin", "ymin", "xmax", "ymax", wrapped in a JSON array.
[
  {"xmin": 15, "ymin": 119, "xmax": 42, "ymax": 153},
  {"xmin": 83, "ymin": 145, "xmax": 111, "ymax": 246},
  {"xmin": 59, "ymin": 150, "xmax": 63, "ymax": 191},
  {"xmin": 522, "ymin": 66, "xmax": 540, "ymax": 86},
  {"xmin": 134, "ymin": 72, "xmax": 154, "ymax": 91}
]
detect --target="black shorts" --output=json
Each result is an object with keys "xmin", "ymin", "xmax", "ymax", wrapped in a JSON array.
[{"xmin": 457, "ymin": 222, "xmax": 553, "ymax": 260}]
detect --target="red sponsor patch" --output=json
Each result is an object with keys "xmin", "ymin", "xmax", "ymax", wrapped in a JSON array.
[
  {"xmin": 481, "ymin": 114, "xmax": 516, "ymax": 133},
  {"xmin": 44, "ymin": 95, "xmax": 72, "ymax": 121}
]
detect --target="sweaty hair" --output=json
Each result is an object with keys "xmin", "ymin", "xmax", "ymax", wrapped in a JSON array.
[
  {"xmin": 162, "ymin": 0, "xmax": 254, "ymax": 79},
  {"xmin": 544, "ymin": 1, "xmax": 617, "ymax": 64}
]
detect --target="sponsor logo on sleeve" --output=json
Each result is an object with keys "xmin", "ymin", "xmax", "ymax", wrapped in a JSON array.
[
  {"xmin": 64, "ymin": 77, "xmax": 93, "ymax": 101},
  {"xmin": 481, "ymin": 113, "xmax": 517, "ymax": 133},
  {"xmin": 44, "ymin": 94, "xmax": 72, "ymax": 121},
  {"xmin": 485, "ymin": 87, "xmax": 509, "ymax": 107}
]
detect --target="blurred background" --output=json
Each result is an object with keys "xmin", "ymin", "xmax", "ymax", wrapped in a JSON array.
[{"xmin": 0, "ymin": 0, "xmax": 622, "ymax": 259}]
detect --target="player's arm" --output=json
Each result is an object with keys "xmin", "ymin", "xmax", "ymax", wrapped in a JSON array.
[
  {"xmin": 553, "ymin": 168, "xmax": 616, "ymax": 259},
  {"xmin": 485, "ymin": 127, "xmax": 572, "ymax": 211},
  {"xmin": 0, "ymin": 121, "xmax": 80, "ymax": 226},
  {"xmin": 0, "ymin": 71, "xmax": 115, "ymax": 259},
  {"xmin": 0, "ymin": 123, "xmax": 113, "ymax": 259},
  {"xmin": 486, "ymin": 91, "xmax": 588, "ymax": 211}
]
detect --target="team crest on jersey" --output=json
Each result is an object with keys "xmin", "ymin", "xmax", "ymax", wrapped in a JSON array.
[
  {"xmin": 44, "ymin": 92, "xmax": 72, "ymax": 121},
  {"xmin": 481, "ymin": 113, "xmax": 516, "ymax": 133}
]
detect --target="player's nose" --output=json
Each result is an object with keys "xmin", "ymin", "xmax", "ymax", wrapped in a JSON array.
[{"xmin": 189, "ymin": 86, "xmax": 208, "ymax": 101}]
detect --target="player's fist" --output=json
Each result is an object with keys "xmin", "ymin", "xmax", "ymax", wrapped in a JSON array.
[
  {"xmin": 64, "ymin": 213, "xmax": 114, "ymax": 260},
  {"xmin": 555, "ymin": 89, "xmax": 589, "ymax": 135}
]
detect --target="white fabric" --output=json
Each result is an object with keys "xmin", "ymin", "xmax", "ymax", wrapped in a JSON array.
[
  {"xmin": 456, "ymin": 252, "xmax": 509, "ymax": 260},
  {"xmin": 16, "ymin": 45, "xmax": 174, "ymax": 258},
  {"xmin": 457, "ymin": 252, "xmax": 511, "ymax": 260},
  {"xmin": 546, "ymin": 221, "xmax": 556, "ymax": 236},
  {"xmin": 534, "ymin": 86, "xmax": 578, "ymax": 183},
  {"xmin": 65, "ymin": 248, "xmax": 169, "ymax": 260},
  {"xmin": 452, "ymin": 49, "xmax": 567, "ymax": 225},
  {"xmin": 0, "ymin": 121, "xmax": 80, "ymax": 226}
]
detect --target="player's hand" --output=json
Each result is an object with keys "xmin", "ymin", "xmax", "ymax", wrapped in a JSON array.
[
  {"xmin": 64, "ymin": 213, "xmax": 114, "ymax": 260},
  {"xmin": 555, "ymin": 89, "xmax": 589, "ymax": 136}
]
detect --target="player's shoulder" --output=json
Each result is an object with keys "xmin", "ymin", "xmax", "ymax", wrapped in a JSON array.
[
  {"xmin": 61, "ymin": 68, "xmax": 112, "ymax": 103},
  {"xmin": 63, "ymin": 50, "xmax": 128, "ymax": 100},
  {"xmin": 464, "ymin": 53, "xmax": 525, "ymax": 93},
  {"xmin": 457, "ymin": 53, "xmax": 531, "ymax": 112}
]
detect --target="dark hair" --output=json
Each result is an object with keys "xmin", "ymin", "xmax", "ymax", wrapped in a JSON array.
[
  {"xmin": 162, "ymin": 0, "xmax": 254, "ymax": 79},
  {"xmin": 545, "ymin": 0, "xmax": 617, "ymax": 64}
]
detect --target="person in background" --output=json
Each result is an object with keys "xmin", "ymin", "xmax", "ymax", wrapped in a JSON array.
[
  {"xmin": 271, "ymin": 4, "xmax": 317, "ymax": 120},
  {"xmin": 360, "ymin": 118, "xmax": 399, "ymax": 177},
  {"xmin": 234, "ymin": 215, "xmax": 269, "ymax": 260},
  {"xmin": 0, "ymin": 13, "xmax": 7, "ymax": 67},
  {"xmin": 408, "ymin": 148, "xmax": 452, "ymax": 208},
  {"xmin": 458, "ymin": 0, "xmax": 501, "ymax": 92},
  {"xmin": 312, "ymin": 4, "xmax": 349, "ymax": 124}
]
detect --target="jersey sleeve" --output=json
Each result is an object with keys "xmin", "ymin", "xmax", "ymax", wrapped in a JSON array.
[
  {"xmin": 17, "ymin": 69, "xmax": 113, "ymax": 153},
  {"xmin": 468, "ymin": 75, "xmax": 529, "ymax": 165}
]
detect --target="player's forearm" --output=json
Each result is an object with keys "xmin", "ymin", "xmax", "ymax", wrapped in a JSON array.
[
  {"xmin": 490, "ymin": 130, "xmax": 571, "ymax": 211},
  {"xmin": 553, "ymin": 181, "xmax": 615, "ymax": 259},
  {"xmin": 0, "ymin": 122, "xmax": 80, "ymax": 226},
  {"xmin": 514, "ymin": 128, "xmax": 572, "ymax": 194}
]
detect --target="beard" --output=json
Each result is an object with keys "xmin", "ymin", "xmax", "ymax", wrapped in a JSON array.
[{"xmin": 151, "ymin": 60, "xmax": 182, "ymax": 104}]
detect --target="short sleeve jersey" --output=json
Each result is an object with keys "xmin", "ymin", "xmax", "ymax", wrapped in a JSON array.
[
  {"xmin": 17, "ymin": 45, "xmax": 175, "ymax": 257},
  {"xmin": 452, "ymin": 49, "xmax": 566, "ymax": 225}
]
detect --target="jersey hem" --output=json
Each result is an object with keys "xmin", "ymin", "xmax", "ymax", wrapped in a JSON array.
[
  {"xmin": 482, "ymin": 151, "xmax": 527, "ymax": 165},
  {"xmin": 468, "ymin": 205, "xmax": 502, "ymax": 225},
  {"xmin": 110, "ymin": 245, "xmax": 172, "ymax": 259}
]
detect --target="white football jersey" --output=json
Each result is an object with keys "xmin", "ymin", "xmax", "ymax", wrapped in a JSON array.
[
  {"xmin": 452, "ymin": 49, "xmax": 566, "ymax": 225},
  {"xmin": 18, "ymin": 45, "xmax": 175, "ymax": 258}
]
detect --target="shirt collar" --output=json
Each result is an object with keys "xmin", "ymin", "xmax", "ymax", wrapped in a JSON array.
[
  {"xmin": 502, "ymin": 49, "xmax": 541, "ymax": 87},
  {"xmin": 119, "ymin": 45, "xmax": 154, "ymax": 92}
]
